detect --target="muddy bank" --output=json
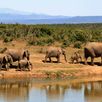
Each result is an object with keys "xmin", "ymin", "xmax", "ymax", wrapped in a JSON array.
[{"xmin": 0, "ymin": 65, "xmax": 102, "ymax": 82}]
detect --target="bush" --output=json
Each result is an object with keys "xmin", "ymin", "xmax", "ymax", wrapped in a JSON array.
[
  {"xmin": 73, "ymin": 41, "xmax": 82, "ymax": 49},
  {"xmin": 0, "ymin": 23, "xmax": 102, "ymax": 46},
  {"xmin": 27, "ymin": 37, "xmax": 54, "ymax": 46},
  {"xmin": 69, "ymin": 30, "xmax": 90, "ymax": 43},
  {"xmin": 62, "ymin": 40, "xmax": 71, "ymax": 48},
  {"xmin": 3, "ymin": 37, "xmax": 13, "ymax": 43}
]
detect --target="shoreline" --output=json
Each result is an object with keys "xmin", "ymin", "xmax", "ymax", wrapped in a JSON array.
[
  {"xmin": 0, "ymin": 66, "xmax": 102, "ymax": 82},
  {"xmin": 0, "ymin": 42, "xmax": 102, "ymax": 82}
]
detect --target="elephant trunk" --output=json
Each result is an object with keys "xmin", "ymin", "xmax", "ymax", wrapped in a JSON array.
[
  {"xmin": 63, "ymin": 54, "xmax": 67, "ymax": 62},
  {"xmin": 27, "ymin": 56, "xmax": 30, "ymax": 60}
]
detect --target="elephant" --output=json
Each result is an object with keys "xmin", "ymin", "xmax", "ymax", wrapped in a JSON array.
[
  {"xmin": 70, "ymin": 51, "xmax": 82, "ymax": 64},
  {"xmin": 84, "ymin": 42, "xmax": 102, "ymax": 65},
  {"xmin": 4, "ymin": 49, "xmax": 30, "ymax": 65},
  {"xmin": 0, "ymin": 54, "xmax": 13, "ymax": 70},
  {"xmin": 44, "ymin": 47, "xmax": 67, "ymax": 63},
  {"xmin": 18, "ymin": 59, "xmax": 33, "ymax": 71}
]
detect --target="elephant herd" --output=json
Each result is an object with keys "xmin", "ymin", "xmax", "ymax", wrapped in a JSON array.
[
  {"xmin": 0, "ymin": 42, "xmax": 102, "ymax": 71},
  {"xmin": 44, "ymin": 42, "xmax": 102, "ymax": 66},
  {"xmin": 0, "ymin": 48, "xmax": 32, "ymax": 71}
]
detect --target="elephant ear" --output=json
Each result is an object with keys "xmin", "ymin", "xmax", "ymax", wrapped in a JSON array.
[
  {"xmin": 3, "ymin": 55, "xmax": 8, "ymax": 63},
  {"xmin": 7, "ymin": 55, "xmax": 13, "ymax": 64},
  {"xmin": 22, "ymin": 51, "xmax": 26, "ymax": 59},
  {"xmin": 23, "ymin": 50, "xmax": 30, "ymax": 60}
]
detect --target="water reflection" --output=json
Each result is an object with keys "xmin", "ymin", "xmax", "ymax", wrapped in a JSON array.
[
  {"xmin": 41, "ymin": 83, "xmax": 83, "ymax": 102},
  {"xmin": 0, "ymin": 79, "xmax": 102, "ymax": 102},
  {"xmin": 0, "ymin": 80, "xmax": 32, "ymax": 102},
  {"xmin": 84, "ymin": 81, "xmax": 102, "ymax": 102}
]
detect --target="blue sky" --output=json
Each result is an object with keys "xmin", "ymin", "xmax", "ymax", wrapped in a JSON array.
[{"xmin": 0, "ymin": 0, "xmax": 102, "ymax": 16}]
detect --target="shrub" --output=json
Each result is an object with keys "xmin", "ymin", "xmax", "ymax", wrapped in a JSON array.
[
  {"xmin": 3, "ymin": 36, "xmax": 13, "ymax": 43},
  {"xmin": 62, "ymin": 40, "xmax": 71, "ymax": 48},
  {"xmin": 73, "ymin": 41, "xmax": 82, "ymax": 49},
  {"xmin": 69, "ymin": 30, "xmax": 90, "ymax": 43},
  {"xmin": 27, "ymin": 37, "xmax": 54, "ymax": 46}
]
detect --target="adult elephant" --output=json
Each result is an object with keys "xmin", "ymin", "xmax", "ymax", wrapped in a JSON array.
[
  {"xmin": 0, "ymin": 54, "xmax": 13, "ymax": 70},
  {"xmin": 4, "ymin": 49, "xmax": 30, "ymax": 65},
  {"xmin": 84, "ymin": 42, "xmax": 102, "ymax": 65},
  {"xmin": 44, "ymin": 47, "xmax": 67, "ymax": 63}
]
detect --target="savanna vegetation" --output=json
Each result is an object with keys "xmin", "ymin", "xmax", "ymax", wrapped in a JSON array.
[
  {"xmin": 0, "ymin": 23, "xmax": 102, "ymax": 79},
  {"xmin": 0, "ymin": 23, "xmax": 102, "ymax": 48}
]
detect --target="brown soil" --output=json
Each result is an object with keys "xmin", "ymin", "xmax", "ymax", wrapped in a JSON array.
[{"xmin": 0, "ymin": 40, "xmax": 102, "ymax": 81}]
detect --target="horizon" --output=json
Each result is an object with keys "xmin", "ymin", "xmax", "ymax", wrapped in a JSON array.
[
  {"xmin": 0, "ymin": 0, "xmax": 102, "ymax": 16},
  {"xmin": 0, "ymin": 8, "xmax": 102, "ymax": 17}
]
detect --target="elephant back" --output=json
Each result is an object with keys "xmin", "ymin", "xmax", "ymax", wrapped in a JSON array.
[
  {"xmin": 85, "ymin": 42, "xmax": 102, "ymax": 57},
  {"xmin": 5, "ymin": 49, "xmax": 30, "ymax": 61},
  {"xmin": 47, "ymin": 47, "xmax": 62, "ymax": 52},
  {"xmin": 46, "ymin": 47, "xmax": 62, "ymax": 56},
  {"xmin": 85, "ymin": 42, "xmax": 102, "ymax": 49}
]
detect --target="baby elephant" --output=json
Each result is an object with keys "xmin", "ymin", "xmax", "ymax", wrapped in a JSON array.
[
  {"xmin": 0, "ymin": 54, "xmax": 13, "ymax": 71},
  {"xmin": 18, "ymin": 59, "xmax": 33, "ymax": 71},
  {"xmin": 70, "ymin": 51, "xmax": 82, "ymax": 64}
]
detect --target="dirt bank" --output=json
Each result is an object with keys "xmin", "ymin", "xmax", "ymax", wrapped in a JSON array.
[
  {"xmin": 0, "ymin": 64, "xmax": 102, "ymax": 81},
  {"xmin": 0, "ymin": 40, "xmax": 102, "ymax": 81}
]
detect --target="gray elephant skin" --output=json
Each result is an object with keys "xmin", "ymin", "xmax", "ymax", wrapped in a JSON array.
[
  {"xmin": 4, "ymin": 49, "xmax": 30, "ymax": 63},
  {"xmin": 84, "ymin": 42, "xmax": 102, "ymax": 65},
  {"xmin": 70, "ymin": 51, "xmax": 82, "ymax": 64},
  {"xmin": 18, "ymin": 59, "xmax": 33, "ymax": 71},
  {"xmin": 0, "ymin": 54, "xmax": 13, "ymax": 70},
  {"xmin": 44, "ymin": 47, "xmax": 67, "ymax": 63}
]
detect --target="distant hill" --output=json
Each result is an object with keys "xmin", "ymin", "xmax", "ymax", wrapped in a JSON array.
[{"xmin": 0, "ymin": 8, "xmax": 102, "ymax": 24}]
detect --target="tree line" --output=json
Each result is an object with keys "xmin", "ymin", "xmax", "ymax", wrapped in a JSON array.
[{"xmin": 0, "ymin": 23, "xmax": 102, "ymax": 48}]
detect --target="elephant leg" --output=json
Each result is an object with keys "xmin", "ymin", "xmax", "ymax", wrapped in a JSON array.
[
  {"xmin": 28, "ymin": 66, "xmax": 31, "ymax": 71},
  {"xmin": 76, "ymin": 59, "xmax": 79, "ymax": 63},
  {"xmin": 0, "ymin": 64, "xmax": 2, "ymax": 70},
  {"xmin": 84, "ymin": 57, "xmax": 88, "ymax": 65},
  {"xmin": 21, "ymin": 67, "xmax": 23, "ymax": 71},
  {"xmin": 17, "ymin": 61, "xmax": 20, "ymax": 70},
  {"xmin": 18, "ymin": 63, "xmax": 21, "ymax": 71},
  {"xmin": 80, "ymin": 56, "xmax": 82, "ymax": 62},
  {"xmin": 20, "ymin": 65, "xmax": 23, "ymax": 71},
  {"xmin": 71, "ymin": 59, "xmax": 74, "ymax": 64},
  {"xmin": 44, "ymin": 55, "xmax": 48, "ymax": 62},
  {"xmin": 28, "ymin": 65, "xmax": 31, "ymax": 71},
  {"xmin": 101, "ymin": 55, "xmax": 102, "ymax": 65},
  {"xmin": 57, "ymin": 56, "xmax": 60, "ymax": 63},
  {"xmin": 29, "ymin": 62, "xmax": 33, "ymax": 71},
  {"xmin": 72, "ymin": 59, "xmax": 74, "ymax": 64},
  {"xmin": 91, "ymin": 57, "xmax": 94, "ymax": 66},
  {"xmin": 49, "ymin": 57, "xmax": 52, "ymax": 63},
  {"xmin": 5, "ymin": 63, "xmax": 9, "ymax": 71},
  {"xmin": 26, "ymin": 63, "xmax": 29, "ymax": 71}
]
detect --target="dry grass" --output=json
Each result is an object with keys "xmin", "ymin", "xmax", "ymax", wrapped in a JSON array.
[{"xmin": 0, "ymin": 40, "xmax": 102, "ymax": 80}]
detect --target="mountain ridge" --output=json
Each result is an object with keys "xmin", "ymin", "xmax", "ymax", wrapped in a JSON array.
[{"xmin": 0, "ymin": 8, "xmax": 102, "ymax": 24}]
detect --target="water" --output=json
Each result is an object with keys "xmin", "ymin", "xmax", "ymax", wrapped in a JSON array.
[{"xmin": 0, "ymin": 79, "xmax": 102, "ymax": 102}]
